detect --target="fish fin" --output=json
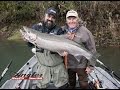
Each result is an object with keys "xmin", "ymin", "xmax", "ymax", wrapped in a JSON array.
[
  {"xmin": 74, "ymin": 52, "xmax": 100, "ymax": 63},
  {"xmin": 57, "ymin": 50, "xmax": 65, "ymax": 56},
  {"xmin": 74, "ymin": 54, "xmax": 83, "ymax": 62},
  {"xmin": 91, "ymin": 52, "xmax": 101, "ymax": 60},
  {"xmin": 57, "ymin": 51, "xmax": 63, "ymax": 56}
]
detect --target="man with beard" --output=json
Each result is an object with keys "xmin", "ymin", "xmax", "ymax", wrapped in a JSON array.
[{"xmin": 25, "ymin": 7, "xmax": 69, "ymax": 89}]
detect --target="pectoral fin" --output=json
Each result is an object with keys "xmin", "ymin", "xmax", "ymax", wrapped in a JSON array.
[
  {"xmin": 57, "ymin": 51, "xmax": 65, "ymax": 56},
  {"xmin": 74, "ymin": 54, "xmax": 83, "ymax": 62},
  {"xmin": 57, "ymin": 50, "xmax": 67, "ymax": 56}
]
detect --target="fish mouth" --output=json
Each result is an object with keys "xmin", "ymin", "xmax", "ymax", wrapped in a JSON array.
[
  {"xmin": 20, "ymin": 26, "xmax": 30, "ymax": 36},
  {"xmin": 23, "ymin": 26, "xmax": 29, "ymax": 32},
  {"xmin": 20, "ymin": 29, "xmax": 26, "ymax": 36},
  {"xmin": 20, "ymin": 26, "xmax": 37, "ymax": 42},
  {"xmin": 19, "ymin": 26, "xmax": 30, "ymax": 41}
]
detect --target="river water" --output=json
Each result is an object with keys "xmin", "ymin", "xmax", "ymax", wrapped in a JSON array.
[
  {"xmin": 0, "ymin": 40, "xmax": 33, "ymax": 86},
  {"xmin": 0, "ymin": 40, "xmax": 120, "ymax": 86}
]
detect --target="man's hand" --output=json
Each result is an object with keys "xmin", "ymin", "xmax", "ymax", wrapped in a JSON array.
[
  {"xmin": 31, "ymin": 48, "xmax": 36, "ymax": 54},
  {"xmin": 67, "ymin": 32, "xmax": 75, "ymax": 40},
  {"xmin": 85, "ymin": 66, "xmax": 94, "ymax": 74},
  {"xmin": 21, "ymin": 35, "xmax": 28, "ymax": 42},
  {"xmin": 63, "ymin": 51, "xmax": 68, "ymax": 69}
]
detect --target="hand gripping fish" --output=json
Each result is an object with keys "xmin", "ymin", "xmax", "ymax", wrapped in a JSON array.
[{"xmin": 20, "ymin": 26, "xmax": 100, "ymax": 63}]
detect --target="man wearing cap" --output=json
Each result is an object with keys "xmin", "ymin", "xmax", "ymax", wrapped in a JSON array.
[
  {"xmin": 24, "ymin": 7, "xmax": 69, "ymax": 89},
  {"xmin": 62, "ymin": 10, "xmax": 97, "ymax": 89}
]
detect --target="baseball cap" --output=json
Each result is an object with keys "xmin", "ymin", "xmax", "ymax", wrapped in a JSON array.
[
  {"xmin": 46, "ymin": 7, "xmax": 57, "ymax": 17},
  {"xmin": 66, "ymin": 10, "xmax": 79, "ymax": 18}
]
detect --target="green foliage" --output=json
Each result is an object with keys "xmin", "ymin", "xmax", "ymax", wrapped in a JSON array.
[{"xmin": 0, "ymin": 1, "xmax": 120, "ymax": 46}]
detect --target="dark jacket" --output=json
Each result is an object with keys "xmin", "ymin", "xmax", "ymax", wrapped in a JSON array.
[
  {"xmin": 31, "ymin": 22, "xmax": 64, "ymax": 35},
  {"xmin": 27, "ymin": 21, "xmax": 65, "ymax": 50}
]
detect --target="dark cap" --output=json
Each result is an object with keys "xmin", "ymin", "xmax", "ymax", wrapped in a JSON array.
[{"xmin": 46, "ymin": 7, "xmax": 57, "ymax": 17}]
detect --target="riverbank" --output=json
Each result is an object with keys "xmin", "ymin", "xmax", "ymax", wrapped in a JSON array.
[
  {"xmin": 0, "ymin": 20, "xmax": 36, "ymax": 41},
  {"xmin": 0, "ymin": 27, "xmax": 22, "ymax": 41},
  {"xmin": 0, "ymin": 1, "xmax": 120, "ymax": 47}
]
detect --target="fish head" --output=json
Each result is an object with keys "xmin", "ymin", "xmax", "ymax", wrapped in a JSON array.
[{"xmin": 20, "ymin": 26, "xmax": 37, "ymax": 42}]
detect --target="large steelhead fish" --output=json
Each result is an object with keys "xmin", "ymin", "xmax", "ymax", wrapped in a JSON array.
[{"xmin": 20, "ymin": 26, "xmax": 100, "ymax": 63}]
